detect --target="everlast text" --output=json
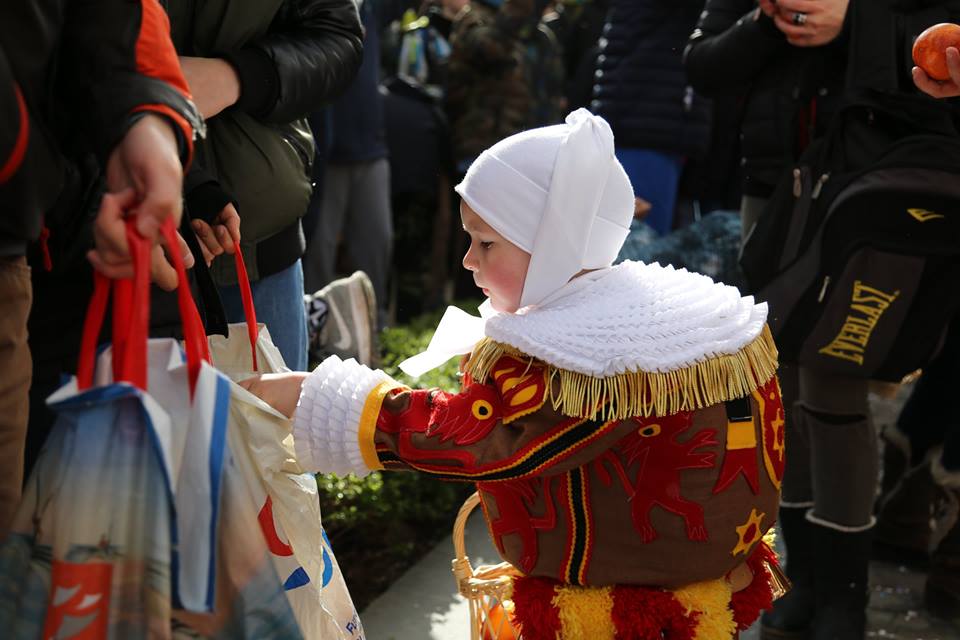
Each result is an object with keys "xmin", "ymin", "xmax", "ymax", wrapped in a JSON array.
[{"xmin": 818, "ymin": 281, "xmax": 900, "ymax": 365}]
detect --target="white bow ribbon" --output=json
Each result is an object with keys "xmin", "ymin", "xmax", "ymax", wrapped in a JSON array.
[{"xmin": 398, "ymin": 301, "xmax": 497, "ymax": 377}]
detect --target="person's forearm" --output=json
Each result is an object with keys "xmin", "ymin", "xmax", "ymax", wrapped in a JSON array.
[
  {"xmin": 226, "ymin": 0, "xmax": 363, "ymax": 123},
  {"xmin": 60, "ymin": 0, "xmax": 201, "ymax": 166}
]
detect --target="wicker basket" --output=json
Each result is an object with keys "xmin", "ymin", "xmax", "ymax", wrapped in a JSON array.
[{"xmin": 452, "ymin": 492, "xmax": 524, "ymax": 640}]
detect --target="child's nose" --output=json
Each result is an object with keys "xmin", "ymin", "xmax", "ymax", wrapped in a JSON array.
[{"xmin": 462, "ymin": 246, "xmax": 478, "ymax": 272}]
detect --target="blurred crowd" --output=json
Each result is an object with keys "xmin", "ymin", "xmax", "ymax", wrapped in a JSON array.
[{"xmin": 3, "ymin": 1, "xmax": 960, "ymax": 639}]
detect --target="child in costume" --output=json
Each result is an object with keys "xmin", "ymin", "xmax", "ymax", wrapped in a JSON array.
[{"xmin": 243, "ymin": 109, "xmax": 787, "ymax": 639}]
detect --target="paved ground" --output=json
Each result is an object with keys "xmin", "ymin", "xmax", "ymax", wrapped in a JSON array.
[
  {"xmin": 360, "ymin": 391, "xmax": 960, "ymax": 640},
  {"xmin": 861, "ymin": 560, "xmax": 960, "ymax": 640},
  {"xmin": 359, "ymin": 509, "xmax": 499, "ymax": 640}
]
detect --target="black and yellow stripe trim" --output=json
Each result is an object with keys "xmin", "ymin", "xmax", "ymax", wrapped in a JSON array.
[
  {"xmin": 375, "ymin": 443, "xmax": 407, "ymax": 470},
  {"xmin": 562, "ymin": 467, "xmax": 593, "ymax": 585},
  {"xmin": 377, "ymin": 417, "xmax": 617, "ymax": 482}
]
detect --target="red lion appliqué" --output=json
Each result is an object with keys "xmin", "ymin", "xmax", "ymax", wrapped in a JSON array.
[
  {"xmin": 479, "ymin": 476, "xmax": 558, "ymax": 574},
  {"xmin": 615, "ymin": 413, "xmax": 719, "ymax": 543}
]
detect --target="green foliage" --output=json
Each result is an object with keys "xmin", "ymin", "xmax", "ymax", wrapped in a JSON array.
[
  {"xmin": 378, "ymin": 302, "xmax": 481, "ymax": 391},
  {"xmin": 319, "ymin": 471, "xmax": 471, "ymax": 543}
]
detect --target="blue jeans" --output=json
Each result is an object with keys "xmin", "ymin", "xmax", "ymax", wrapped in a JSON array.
[
  {"xmin": 616, "ymin": 148, "xmax": 684, "ymax": 236},
  {"xmin": 218, "ymin": 259, "xmax": 308, "ymax": 371}
]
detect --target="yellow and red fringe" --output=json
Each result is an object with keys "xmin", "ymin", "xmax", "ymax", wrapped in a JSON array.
[
  {"xmin": 464, "ymin": 325, "xmax": 779, "ymax": 421},
  {"xmin": 508, "ymin": 542, "xmax": 779, "ymax": 640}
]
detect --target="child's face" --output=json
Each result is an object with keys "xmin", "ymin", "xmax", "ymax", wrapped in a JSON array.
[{"xmin": 461, "ymin": 202, "xmax": 530, "ymax": 313}]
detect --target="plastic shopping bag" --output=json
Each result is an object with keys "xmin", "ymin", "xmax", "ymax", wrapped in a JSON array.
[
  {"xmin": 0, "ymin": 220, "xmax": 233, "ymax": 637},
  {"xmin": 200, "ymin": 252, "xmax": 364, "ymax": 640}
]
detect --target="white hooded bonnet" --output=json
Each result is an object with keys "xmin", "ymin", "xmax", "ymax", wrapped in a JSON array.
[
  {"xmin": 399, "ymin": 109, "xmax": 636, "ymax": 377},
  {"xmin": 454, "ymin": 108, "xmax": 635, "ymax": 308}
]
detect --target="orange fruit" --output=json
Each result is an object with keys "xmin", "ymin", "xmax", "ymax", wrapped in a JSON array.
[
  {"xmin": 481, "ymin": 601, "xmax": 519, "ymax": 640},
  {"xmin": 913, "ymin": 23, "xmax": 960, "ymax": 81}
]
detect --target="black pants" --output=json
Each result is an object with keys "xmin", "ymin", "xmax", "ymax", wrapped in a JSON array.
[
  {"xmin": 896, "ymin": 319, "xmax": 960, "ymax": 475},
  {"xmin": 742, "ymin": 195, "xmax": 879, "ymax": 529},
  {"xmin": 779, "ymin": 362, "xmax": 878, "ymax": 530}
]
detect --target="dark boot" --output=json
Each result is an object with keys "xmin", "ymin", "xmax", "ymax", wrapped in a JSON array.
[
  {"xmin": 760, "ymin": 507, "xmax": 816, "ymax": 640},
  {"xmin": 810, "ymin": 522, "xmax": 870, "ymax": 640},
  {"xmin": 926, "ymin": 486, "xmax": 960, "ymax": 621},
  {"xmin": 877, "ymin": 427, "xmax": 910, "ymax": 500},
  {"xmin": 873, "ymin": 441, "xmax": 935, "ymax": 568}
]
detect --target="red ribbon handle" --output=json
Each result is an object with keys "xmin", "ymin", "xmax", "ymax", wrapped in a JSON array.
[
  {"xmin": 77, "ymin": 271, "xmax": 110, "ymax": 390},
  {"xmin": 114, "ymin": 223, "xmax": 152, "ymax": 388},
  {"xmin": 77, "ymin": 223, "xmax": 151, "ymax": 390},
  {"xmin": 77, "ymin": 218, "xmax": 210, "ymax": 394},
  {"xmin": 233, "ymin": 247, "xmax": 260, "ymax": 371},
  {"xmin": 159, "ymin": 219, "xmax": 210, "ymax": 393}
]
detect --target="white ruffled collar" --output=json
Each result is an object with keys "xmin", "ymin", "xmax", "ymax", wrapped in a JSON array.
[{"xmin": 399, "ymin": 261, "xmax": 768, "ymax": 379}]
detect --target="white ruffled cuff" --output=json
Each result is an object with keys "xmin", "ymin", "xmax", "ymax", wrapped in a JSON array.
[{"xmin": 293, "ymin": 355, "xmax": 398, "ymax": 476}]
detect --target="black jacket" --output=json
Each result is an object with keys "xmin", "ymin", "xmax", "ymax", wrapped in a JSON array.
[
  {"xmin": 169, "ymin": 0, "xmax": 363, "ymax": 125},
  {"xmin": 168, "ymin": 0, "xmax": 363, "ymax": 283},
  {"xmin": 685, "ymin": 0, "xmax": 960, "ymax": 198},
  {"xmin": 591, "ymin": 0, "xmax": 712, "ymax": 157},
  {"xmin": 0, "ymin": 0, "xmax": 200, "ymax": 257},
  {"xmin": 328, "ymin": 0, "xmax": 388, "ymax": 164},
  {"xmin": 685, "ymin": 1, "xmax": 847, "ymax": 198}
]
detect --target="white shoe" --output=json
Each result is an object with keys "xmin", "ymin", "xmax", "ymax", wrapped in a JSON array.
[{"xmin": 304, "ymin": 271, "xmax": 378, "ymax": 367}]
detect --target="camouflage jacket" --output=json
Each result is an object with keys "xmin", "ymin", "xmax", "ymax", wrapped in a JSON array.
[{"xmin": 446, "ymin": 0, "xmax": 566, "ymax": 165}]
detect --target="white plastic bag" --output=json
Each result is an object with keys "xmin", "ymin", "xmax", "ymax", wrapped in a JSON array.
[{"xmin": 207, "ymin": 262, "xmax": 364, "ymax": 640}]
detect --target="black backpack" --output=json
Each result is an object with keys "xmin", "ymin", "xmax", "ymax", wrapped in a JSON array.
[{"xmin": 740, "ymin": 92, "xmax": 960, "ymax": 382}]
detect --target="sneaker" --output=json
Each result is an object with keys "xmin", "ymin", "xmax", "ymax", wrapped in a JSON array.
[
  {"xmin": 304, "ymin": 271, "xmax": 378, "ymax": 367},
  {"xmin": 304, "ymin": 292, "xmax": 329, "ymax": 363}
]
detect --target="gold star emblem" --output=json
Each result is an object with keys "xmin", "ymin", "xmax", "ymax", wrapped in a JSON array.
[
  {"xmin": 731, "ymin": 508, "xmax": 766, "ymax": 557},
  {"xmin": 771, "ymin": 412, "xmax": 785, "ymax": 457}
]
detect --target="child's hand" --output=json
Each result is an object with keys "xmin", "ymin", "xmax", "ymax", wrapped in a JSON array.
[
  {"xmin": 192, "ymin": 203, "xmax": 241, "ymax": 265},
  {"xmin": 238, "ymin": 372, "xmax": 309, "ymax": 418}
]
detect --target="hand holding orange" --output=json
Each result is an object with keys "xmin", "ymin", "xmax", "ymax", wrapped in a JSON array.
[{"xmin": 913, "ymin": 23, "xmax": 960, "ymax": 81}]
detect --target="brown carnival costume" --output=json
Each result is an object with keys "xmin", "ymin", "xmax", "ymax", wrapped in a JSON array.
[{"xmin": 292, "ymin": 111, "xmax": 786, "ymax": 639}]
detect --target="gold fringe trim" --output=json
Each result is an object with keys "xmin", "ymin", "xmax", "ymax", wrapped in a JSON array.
[
  {"xmin": 465, "ymin": 325, "xmax": 780, "ymax": 421},
  {"xmin": 673, "ymin": 578, "xmax": 736, "ymax": 640},
  {"xmin": 552, "ymin": 584, "xmax": 616, "ymax": 640},
  {"xmin": 762, "ymin": 528, "xmax": 778, "ymax": 555}
]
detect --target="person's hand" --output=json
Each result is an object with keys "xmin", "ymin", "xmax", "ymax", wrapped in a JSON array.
[
  {"xmin": 914, "ymin": 47, "xmax": 960, "ymax": 98},
  {"xmin": 772, "ymin": 0, "xmax": 849, "ymax": 47},
  {"xmin": 103, "ymin": 113, "xmax": 183, "ymax": 239},
  {"xmin": 178, "ymin": 56, "xmax": 241, "ymax": 119},
  {"xmin": 757, "ymin": 0, "xmax": 777, "ymax": 19},
  {"xmin": 94, "ymin": 114, "xmax": 193, "ymax": 289},
  {"xmin": 192, "ymin": 203, "xmax": 241, "ymax": 265},
  {"xmin": 88, "ymin": 188, "xmax": 195, "ymax": 290},
  {"xmin": 148, "ymin": 230, "xmax": 195, "ymax": 290},
  {"xmin": 238, "ymin": 372, "xmax": 310, "ymax": 418}
]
